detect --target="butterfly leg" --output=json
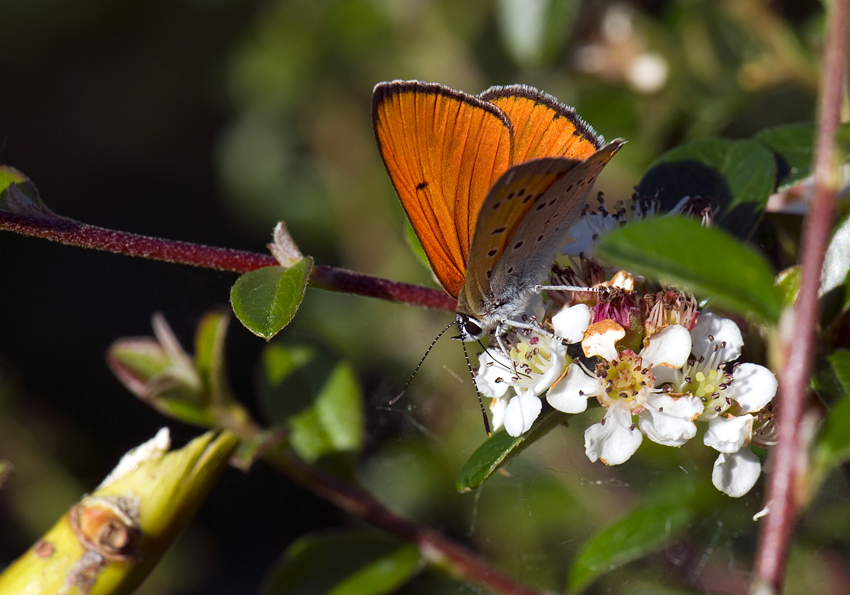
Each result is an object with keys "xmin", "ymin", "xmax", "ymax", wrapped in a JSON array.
[
  {"xmin": 533, "ymin": 284, "xmax": 597, "ymax": 293},
  {"xmin": 494, "ymin": 322, "xmax": 520, "ymax": 382}
]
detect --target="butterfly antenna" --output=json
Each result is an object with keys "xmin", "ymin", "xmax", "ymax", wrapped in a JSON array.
[
  {"xmin": 463, "ymin": 341, "xmax": 492, "ymax": 436},
  {"xmin": 389, "ymin": 320, "xmax": 455, "ymax": 405}
]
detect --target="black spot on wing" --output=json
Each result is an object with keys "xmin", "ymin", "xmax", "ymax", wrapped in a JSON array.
[
  {"xmin": 513, "ymin": 241, "xmax": 523, "ymax": 250},
  {"xmin": 491, "ymin": 226, "xmax": 506, "ymax": 235},
  {"xmin": 416, "ymin": 181, "xmax": 429, "ymax": 190},
  {"xmin": 487, "ymin": 248, "xmax": 497, "ymax": 257}
]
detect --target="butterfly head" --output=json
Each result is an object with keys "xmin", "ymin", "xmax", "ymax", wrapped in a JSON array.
[{"xmin": 454, "ymin": 313, "xmax": 486, "ymax": 342}]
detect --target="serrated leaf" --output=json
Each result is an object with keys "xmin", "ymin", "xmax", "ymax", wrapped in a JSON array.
[
  {"xmin": 595, "ymin": 217, "xmax": 781, "ymax": 323},
  {"xmin": 261, "ymin": 532, "xmax": 422, "ymax": 595},
  {"xmin": 637, "ymin": 138, "xmax": 775, "ymax": 238},
  {"xmin": 814, "ymin": 351, "xmax": 850, "ymax": 472},
  {"xmin": 231, "ymin": 257, "xmax": 313, "ymax": 340},
  {"xmin": 567, "ymin": 504, "xmax": 693, "ymax": 594},
  {"xmin": 456, "ymin": 407, "xmax": 570, "ymax": 492}
]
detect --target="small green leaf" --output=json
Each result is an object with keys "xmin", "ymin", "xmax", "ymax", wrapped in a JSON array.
[
  {"xmin": 194, "ymin": 309, "xmax": 231, "ymax": 403},
  {"xmin": 315, "ymin": 362, "xmax": 365, "ymax": 453},
  {"xmin": 404, "ymin": 220, "xmax": 431, "ymax": 272},
  {"xmin": 595, "ymin": 217, "xmax": 781, "ymax": 323},
  {"xmin": 814, "ymin": 351, "xmax": 850, "ymax": 471},
  {"xmin": 456, "ymin": 407, "xmax": 570, "ymax": 492},
  {"xmin": 567, "ymin": 504, "xmax": 693, "ymax": 594},
  {"xmin": 821, "ymin": 211, "xmax": 850, "ymax": 328},
  {"xmin": 261, "ymin": 532, "xmax": 422, "ymax": 595},
  {"xmin": 288, "ymin": 361, "xmax": 365, "ymax": 462},
  {"xmin": 258, "ymin": 342, "xmax": 335, "ymax": 425},
  {"xmin": 230, "ymin": 257, "xmax": 313, "ymax": 340},
  {"xmin": 497, "ymin": 0, "xmax": 580, "ymax": 68},
  {"xmin": 0, "ymin": 166, "xmax": 42, "ymax": 210},
  {"xmin": 775, "ymin": 266, "xmax": 801, "ymax": 308},
  {"xmin": 754, "ymin": 124, "xmax": 816, "ymax": 190},
  {"xmin": 755, "ymin": 123, "xmax": 850, "ymax": 190},
  {"xmin": 637, "ymin": 138, "xmax": 776, "ymax": 238}
]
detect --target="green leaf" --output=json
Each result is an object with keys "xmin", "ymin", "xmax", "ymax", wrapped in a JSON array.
[
  {"xmin": 288, "ymin": 361, "xmax": 364, "ymax": 462},
  {"xmin": 404, "ymin": 220, "xmax": 431, "ymax": 272},
  {"xmin": 754, "ymin": 123, "xmax": 816, "ymax": 190},
  {"xmin": 194, "ymin": 309, "xmax": 231, "ymax": 403},
  {"xmin": 775, "ymin": 266, "xmax": 801, "ymax": 308},
  {"xmin": 261, "ymin": 532, "xmax": 422, "ymax": 595},
  {"xmin": 258, "ymin": 342, "xmax": 335, "ymax": 424},
  {"xmin": 821, "ymin": 211, "xmax": 850, "ymax": 328},
  {"xmin": 595, "ymin": 217, "xmax": 781, "ymax": 323},
  {"xmin": 497, "ymin": 0, "xmax": 580, "ymax": 68},
  {"xmin": 456, "ymin": 407, "xmax": 570, "ymax": 492},
  {"xmin": 814, "ymin": 351, "xmax": 850, "ymax": 472},
  {"xmin": 230, "ymin": 257, "xmax": 313, "ymax": 340},
  {"xmin": 637, "ymin": 138, "xmax": 776, "ymax": 238},
  {"xmin": 755, "ymin": 122, "xmax": 850, "ymax": 190},
  {"xmin": 107, "ymin": 337, "xmax": 214, "ymax": 427},
  {"xmin": 0, "ymin": 166, "xmax": 42, "ymax": 210},
  {"xmin": 567, "ymin": 504, "xmax": 693, "ymax": 594}
]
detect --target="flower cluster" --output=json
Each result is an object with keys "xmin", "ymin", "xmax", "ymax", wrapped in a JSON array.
[{"xmin": 475, "ymin": 228, "xmax": 777, "ymax": 498}]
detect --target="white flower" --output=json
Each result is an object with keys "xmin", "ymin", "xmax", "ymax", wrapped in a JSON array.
[
  {"xmin": 712, "ymin": 449, "xmax": 762, "ymax": 498},
  {"xmin": 474, "ymin": 304, "xmax": 589, "ymax": 436},
  {"xmin": 548, "ymin": 318, "xmax": 697, "ymax": 464},
  {"xmin": 656, "ymin": 312, "xmax": 777, "ymax": 497}
]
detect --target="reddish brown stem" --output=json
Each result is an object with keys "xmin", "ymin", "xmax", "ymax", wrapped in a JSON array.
[
  {"xmin": 753, "ymin": 1, "xmax": 848, "ymax": 592},
  {"xmin": 277, "ymin": 449, "xmax": 550, "ymax": 595},
  {"xmin": 0, "ymin": 210, "xmax": 456, "ymax": 312}
]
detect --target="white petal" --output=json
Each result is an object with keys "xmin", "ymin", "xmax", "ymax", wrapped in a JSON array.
[
  {"xmin": 712, "ymin": 448, "xmax": 761, "ymax": 497},
  {"xmin": 704, "ymin": 414, "xmax": 754, "ymax": 453},
  {"xmin": 692, "ymin": 313, "xmax": 743, "ymax": 363},
  {"xmin": 546, "ymin": 364, "xmax": 600, "ymax": 413},
  {"xmin": 582, "ymin": 320, "xmax": 625, "ymax": 361},
  {"xmin": 585, "ymin": 406, "xmax": 642, "ymax": 465},
  {"xmin": 528, "ymin": 340, "xmax": 567, "ymax": 397},
  {"xmin": 638, "ymin": 392, "xmax": 702, "ymax": 447},
  {"xmin": 489, "ymin": 396, "xmax": 509, "ymax": 432},
  {"xmin": 641, "ymin": 324, "xmax": 691, "ymax": 368},
  {"xmin": 475, "ymin": 350, "xmax": 512, "ymax": 399},
  {"xmin": 728, "ymin": 363, "xmax": 777, "ymax": 413},
  {"xmin": 551, "ymin": 304, "xmax": 591, "ymax": 343},
  {"xmin": 651, "ymin": 365, "xmax": 679, "ymax": 387},
  {"xmin": 503, "ymin": 392, "xmax": 542, "ymax": 437}
]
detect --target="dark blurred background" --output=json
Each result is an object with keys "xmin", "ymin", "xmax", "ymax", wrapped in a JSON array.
[{"xmin": 0, "ymin": 0, "xmax": 831, "ymax": 593}]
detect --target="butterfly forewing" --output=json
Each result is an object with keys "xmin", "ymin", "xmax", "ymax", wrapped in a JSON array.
[
  {"xmin": 458, "ymin": 156, "xmax": 582, "ymax": 317},
  {"xmin": 488, "ymin": 140, "xmax": 625, "ymax": 313},
  {"xmin": 480, "ymin": 85, "xmax": 602, "ymax": 164},
  {"xmin": 372, "ymin": 81, "xmax": 513, "ymax": 298}
]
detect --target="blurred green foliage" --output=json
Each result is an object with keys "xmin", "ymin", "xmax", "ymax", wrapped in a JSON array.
[{"xmin": 2, "ymin": 0, "xmax": 846, "ymax": 594}]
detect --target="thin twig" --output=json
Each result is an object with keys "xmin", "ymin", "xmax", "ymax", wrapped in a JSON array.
[
  {"xmin": 753, "ymin": 2, "xmax": 848, "ymax": 594},
  {"xmin": 0, "ymin": 210, "xmax": 456, "ymax": 312},
  {"xmin": 226, "ymin": 422, "xmax": 550, "ymax": 595}
]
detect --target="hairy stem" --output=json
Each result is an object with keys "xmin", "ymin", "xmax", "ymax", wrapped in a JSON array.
[
  {"xmin": 0, "ymin": 210, "xmax": 456, "ymax": 312},
  {"xmin": 753, "ymin": 1, "xmax": 848, "ymax": 593}
]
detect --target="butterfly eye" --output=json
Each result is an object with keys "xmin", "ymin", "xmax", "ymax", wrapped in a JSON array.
[{"xmin": 464, "ymin": 320, "xmax": 483, "ymax": 338}]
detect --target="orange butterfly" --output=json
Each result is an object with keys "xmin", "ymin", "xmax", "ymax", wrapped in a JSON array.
[{"xmin": 372, "ymin": 80, "xmax": 623, "ymax": 342}]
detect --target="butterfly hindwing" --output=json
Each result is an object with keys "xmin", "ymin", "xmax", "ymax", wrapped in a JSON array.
[
  {"xmin": 372, "ymin": 81, "xmax": 513, "ymax": 299},
  {"xmin": 480, "ymin": 85, "xmax": 602, "ymax": 164},
  {"xmin": 488, "ymin": 140, "xmax": 625, "ymax": 313},
  {"xmin": 457, "ymin": 156, "xmax": 582, "ymax": 318}
]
